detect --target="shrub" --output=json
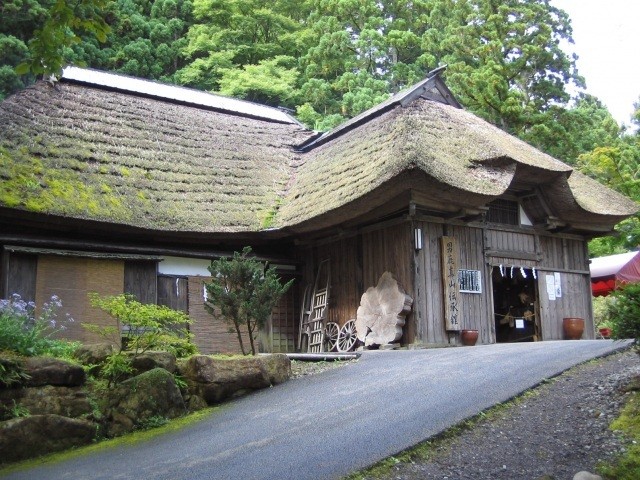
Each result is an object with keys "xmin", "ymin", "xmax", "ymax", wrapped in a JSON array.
[
  {"xmin": 204, "ymin": 246, "xmax": 293, "ymax": 355},
  {"xmin": 0, "ymin": 293, "xmax": 78, "ymax": 357},
  {"xmin": 85, "ymin": 293, "xmax": 198, "ymax": 385},
  {"xmin": 608, "ymin": 283, "xmax": 640, "ymax": 351}
]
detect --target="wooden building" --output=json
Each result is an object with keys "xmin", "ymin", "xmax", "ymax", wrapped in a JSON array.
[{"xmin": 0, "ymin": 67, "xmax": 636, "ymax": 352}]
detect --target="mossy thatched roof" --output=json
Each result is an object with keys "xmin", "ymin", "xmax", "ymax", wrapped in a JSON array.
[
  {"xmin": 277, "ymin": 92, "xmax": 637, "ymax": 232},
  {"xmin": 0, "ymin": 68, "xmax": 636, "ymax": 238},
  {"xmin": 0, "ymin": 78, "xmax": 312, "ymax": 233}
]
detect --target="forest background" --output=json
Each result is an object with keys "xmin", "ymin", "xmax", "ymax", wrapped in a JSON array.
[{"xmin": 1, "ymin": 0, "xmax": 638, "ymax": 255}]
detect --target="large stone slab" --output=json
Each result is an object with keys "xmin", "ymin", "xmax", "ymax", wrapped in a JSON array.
[
  {"xmin": 23, "ymin": 357, "xmax": 86, "ymax": 387},
  {"xmin": 0, "ymin": 385, "xmax": 92, "ymax": 419},
  {"xmin": 0, "ymin": 415, "xmax": 97, "ymax": 463},
  {"xmin": 182, "ymin": 354, "xmax": 291, "ymax": 404}
]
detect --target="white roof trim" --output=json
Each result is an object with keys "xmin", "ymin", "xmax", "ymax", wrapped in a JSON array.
[{"xmin": 61, "ymin": 66, "xmax": 297, "ymax": 124}]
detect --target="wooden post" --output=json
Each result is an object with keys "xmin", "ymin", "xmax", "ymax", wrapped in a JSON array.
[{"xmin": 441, "ymin": 236, "xmax": 461, "ymax": 331}]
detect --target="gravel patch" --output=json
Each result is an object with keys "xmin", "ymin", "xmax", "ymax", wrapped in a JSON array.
[
  {"xmin": 366, "ymin": 348, "xmax": 640, "ymax": 480},
  {"xmin": 290, "ymin": 358, "xmax": 355, "ymax": 378}
]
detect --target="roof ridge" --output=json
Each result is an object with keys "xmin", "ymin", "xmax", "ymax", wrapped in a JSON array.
[{"xmin": 61, "ymin": 66, "xmax": 302, "ymax": 125}]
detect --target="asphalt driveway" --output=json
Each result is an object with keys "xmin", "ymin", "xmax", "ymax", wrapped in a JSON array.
[{"xmin": 1, "ymin": 340, "xmax": 629, "ymax": 480}]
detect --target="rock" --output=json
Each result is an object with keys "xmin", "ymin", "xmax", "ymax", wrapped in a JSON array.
[
  {"xmin": 23, "ymin": 357, "xmax": 85, "ymax": 387},
  {"xmin": 106, "ymin": 368, "xmax": 185, "ymax": 437},
  {"xmin": 185, "ymin": 394, "xmax": 208, "ymax": 412},
  {"xmin": 259, "ymin": 354, "xmax": 292, "ymax": 385},
  {"xmin": 74, "ymin": 343, "xmax": 114, "ymax": 367},
  {"xmin": 573, "ymin": 472, "xmax": 603, "ymax": 480},
  {"xmin": 129, "ymin": 351, "xmax": 177, "ymax": 375},
  {"xmin": 0, "ymin": 385, "xmax": 92, "ymax": 418},
  {"xmin": 0, "ymin": 414, "xmax": 97, "ymax": 463},
  {"xmin": 183, "ymin": 354, "xmax": 291, "ymax": 404}
]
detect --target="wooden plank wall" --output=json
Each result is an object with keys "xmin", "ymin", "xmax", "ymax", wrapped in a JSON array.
[
  {"xmin": 362, "ymin": 224, "xmax": 414, "ymax": 343},
  {"xmin": 413, "ymin": 221, "xmax": 446, "ymax": 344},
  {"xmin": 486, "ymin": 229, "xmax": 536, "ymax": 254},
  {"xmin": 305, "ymin": 236, "xmax": 362, "ymax": 327},
  {"xmin": 157, "ymin": 275, "xmax": 188, "ymax": 312},
  {"xmin": 538, "ymin": 237, "xmax": 593, "ymax": 339},
  {"xmin": 538, "ymin": 272, "xmax": 593, "ymax": 339},
  {"xmin": 4, "ymin": 252, "xmax": 37, "ymax": 302},
  {"xmin": 450, "ymin": 225, "xmax": 494, "ymax": 344},
  {"xmin": 414, "ymin": 223, "xmax": 493, "ymax": 345},
  {"xmin": 124, "ymin": 261, "xmax": 157, "ymax": 304},
  {"xmin": 267, "ymin": 277, "xmax": 298, "ymax": 353},
  {"xmin": 298, "ymin": 223, "xmax": 414, "ymax": 341}
]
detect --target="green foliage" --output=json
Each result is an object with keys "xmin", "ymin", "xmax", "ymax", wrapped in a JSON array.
[
  {"xmin": 204, "ymin": 246, "xmax": 293, "ymax": 355},
  {"xmin": 99, "ymin": 351, "xmax": 134, "ymax": 385},
  {"xmin": 579, "ymin": 141, "xmax": 640, "ymax": 255},
  {"xmin": 592, "ymin": 295, "xmax": 614, "ymax": 329},
  {"xmin": 87, "ymin": 293, "xmax": 196, "ymax": 357},
  {"xmin": 598, "ymin": 391, "xmax": 640, "ymax": 479},
  {"xmin": 86, "ymin": 293, "xmax": 197, "ymax": 385},
  {"xmin": 0, "ymin": 397, "xmax": 31, "ymax": 421},
  {"xmin": 0, "ymin": 293, "xmax": 78, "ymax": 357},
  {"xmin": 15, "ymin": 0, "xmax": 110, "ymax": 78},
  {"xmin": 0, "ymin": 354, "xmax": 31, "ymax": 388},
  {"xmin": 608, "ymin": 283, "xmax": 640, "ymax": 352},
  {"xmin": 138, "ymin": 415, "xmax": 169, "ymax": 430}
]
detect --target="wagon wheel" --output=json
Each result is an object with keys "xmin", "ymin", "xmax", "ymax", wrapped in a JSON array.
[
  {"xmin": 337, "ymin": 319, "xmax": 357, "ymax": 352},
  {"xmin": 324, "ymin": 322, "xmax": 340, "ymax": 352}
]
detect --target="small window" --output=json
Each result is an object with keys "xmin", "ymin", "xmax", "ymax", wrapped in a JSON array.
[
  {"xmin": 486, "ymin": 199, "xmax": 519, "ymax": 225},
  {"xmin": 459, "ymin": 269, "xmax": 482, "ymax": 293}
]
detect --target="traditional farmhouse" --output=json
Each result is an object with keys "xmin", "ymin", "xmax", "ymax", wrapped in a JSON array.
[{"xmin": 0, "ymin": 67, "xmax": 637, "ymax": 353}]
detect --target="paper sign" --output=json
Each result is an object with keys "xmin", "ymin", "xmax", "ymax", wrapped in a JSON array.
[
  {"xmin": 554, "ymin": 272, "xmax": 562, "ymax": 298},
  {"xmin": 546, "ymin": 274, "xmax": 556, "ymax": 301},
  {"xmin": 515, "ymin": 318, "xmax": 525, "ymax": 329}
]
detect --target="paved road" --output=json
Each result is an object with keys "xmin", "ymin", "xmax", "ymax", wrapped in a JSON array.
[{"xmin": 1, "ymin": 340, "xmax": 629, "ymax": 480}]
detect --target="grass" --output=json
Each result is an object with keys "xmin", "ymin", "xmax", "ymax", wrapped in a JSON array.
[
  {"xmin": 597, "ymin": 389, "xmax": 640, "ymax": 479},
  {"xmin": 0, "ymin": 406, "xmax": 223, "ymax": 476}
]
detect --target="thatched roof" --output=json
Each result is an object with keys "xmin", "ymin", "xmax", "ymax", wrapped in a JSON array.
[
  {"xmin": 0, "ymin": 71, "xmax": 312, "ymax": 233},
  {"xmin": 277, "ymin": 85, "xmax": 637, "ymax": 233},
  {"xmin": 0, "ymin": 67, "xmax": 636, "ymax": 238}
]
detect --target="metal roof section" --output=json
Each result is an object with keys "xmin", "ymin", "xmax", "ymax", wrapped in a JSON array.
[{"xmin": 61, "ymin": 66, "xmax": 299, "ymax": 125}]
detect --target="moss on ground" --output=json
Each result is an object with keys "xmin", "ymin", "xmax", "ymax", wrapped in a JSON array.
[
  {"xmin": 0, "ymin": 406, "xmax": 223, "ymax": 476},
  {"xmin": 598, "ymin": 390, "xmax": 640, "ymax": 480}
]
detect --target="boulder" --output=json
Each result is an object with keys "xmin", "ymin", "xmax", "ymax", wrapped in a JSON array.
[
  {"xmin": 74, "ymin": 343, "xmax": 114, "ymax": 367},
  {"xmin": 0, "ymin": 385, "xmax": 92, "ymax": 419},
  {"xmin": 183, "ymin": 354, "xmax": 291, "ymax": 404},
  {"xmin": 105, "ymin": 368, "xmax": 185, "ymax": 437},
  {"xmin": 23, "ymin": 357, "xmax": 85, "ymax": 387},
  {"xmin": 0, "ymin": 415, "xmax": 97, "ymax": 463},
  {"xmin": 129, "ymin": 351, "xmax": 177, "ymax": 375}
]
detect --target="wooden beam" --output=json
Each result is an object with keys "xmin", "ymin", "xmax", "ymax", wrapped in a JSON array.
[{"xmin": 484, "ymin": 250, "xmax": 541, "ymax": 261}]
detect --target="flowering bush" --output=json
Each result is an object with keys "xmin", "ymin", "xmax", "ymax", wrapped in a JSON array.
[{"xmin": 0, "ymin": 293, "xmax": 78, "ymax": 357}]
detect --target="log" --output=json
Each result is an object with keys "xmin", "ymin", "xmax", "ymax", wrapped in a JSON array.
[{"xmin": 355, "ymin": 272, "xmax": 413, "ymax": 347}]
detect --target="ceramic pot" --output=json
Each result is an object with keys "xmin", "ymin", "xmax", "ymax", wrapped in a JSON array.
[
  {"xmin": 563, "ymin": 317, "xmax": 585, "ymax": 340},
  {"xmin": 460, "ymin": 329, "xmax": 479, "ymax": 346}
]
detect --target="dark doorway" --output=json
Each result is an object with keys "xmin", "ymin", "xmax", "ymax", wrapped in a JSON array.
[{"xmin": 492, "ymin": 266, "xmax": 540, "ymax": 343}]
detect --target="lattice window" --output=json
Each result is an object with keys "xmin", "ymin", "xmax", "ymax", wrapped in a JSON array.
[{"xmin": 486, "ymin": 199, "xmax": 519, "ymax": 225}]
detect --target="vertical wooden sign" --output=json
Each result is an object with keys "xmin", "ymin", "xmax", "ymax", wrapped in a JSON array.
[{"xmin": 441, "ymin": 236, "xmax": 461, "ymax": 331}]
